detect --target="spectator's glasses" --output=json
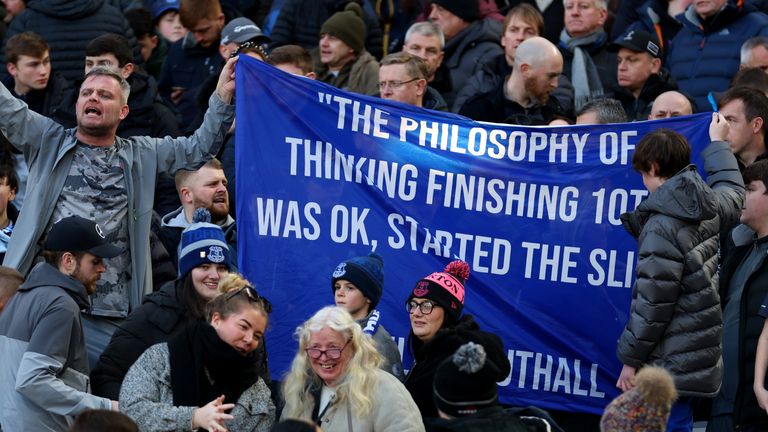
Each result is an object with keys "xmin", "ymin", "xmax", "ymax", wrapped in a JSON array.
[
  {"xmin": 305, "ymin": 340, "xmax": 350, "ymax": 360},
  {"xmin": 406, "ymin": 300, "xmax": 436, "ymax": 315},
  {"xmin": 376, "ymin": 78, "xmax": 418, "ymax": 90},
  {"xmin": 224, "ymin": 285, "xmax": 272, "ymax": 313}
]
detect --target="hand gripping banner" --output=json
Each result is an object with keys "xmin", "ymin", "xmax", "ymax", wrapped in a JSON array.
[{"xmin": 235, "ymin": 55, "xmax": 713, "ymax": 414}]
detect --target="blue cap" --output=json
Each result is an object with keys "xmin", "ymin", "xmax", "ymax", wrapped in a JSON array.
[{"xmin": 150, "ymin": 0, "xmax": 179, "ymax": 20}]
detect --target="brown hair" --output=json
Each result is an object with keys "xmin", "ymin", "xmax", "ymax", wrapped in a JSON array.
[
  {"xmin": 71, "ymin": 409, "xmax": 138, "ymax": 432},
  {"xmin": 174, "ymin": 158, "xmax": 224, "ymax": 193},
  {"xmin": 268, "ymin": 45, "xmax": 314, "ymax": 75},
  {"xmin": 179, "ymin": 0, "xmax": 222, "ymax": 29},
  {"xmin": 743, "ymin": 159, "xmax": 768, "ymax": 193},
  {"xmin": 718, "ymin": 85, "xmax": 768, "ymax": 135},
  {"xmin": 380, "ymin": 52, "xmax": 429, "ymax": 80},
  {"xmin": 503, "ymin": 4, "xmax": 544, "ymax": 37},
  {"xmin": 632, "ymin": 129, "xmax": 691, "ymax": 178},
  {"xmin": 41, "ymin": 250, "xmax": 86, "ymax": 268},
  {"xmin": 5, "ymin": 32, "xmax": 49, "ymax": 64}
]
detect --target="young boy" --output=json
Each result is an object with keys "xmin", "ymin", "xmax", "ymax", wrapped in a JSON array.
[
  {"xmin": 332, "ymin": 253, "xmax": 404, "ymax": 381},
  {"xmin": 615, "ymin": 114, "xmax": 743, "ymax": 431}
]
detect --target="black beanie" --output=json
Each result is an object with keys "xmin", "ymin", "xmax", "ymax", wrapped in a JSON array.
[
  {"xmin": 433, "ymin": 342, "xmax": 503, "ymax": 417},
  {"xmin": 320, "ymin": 2, "xmax": 367, "ymax": 54},
  {"xmin": 431, "ymin": 0, "xmax": 480, "ymax": 22},
  {"xmin": 332, "ymin": 253, "xmax": 384, "ymax": 308}
]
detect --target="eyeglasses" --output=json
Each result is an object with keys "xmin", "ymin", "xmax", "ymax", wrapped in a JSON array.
[
  {"xmin": 406, "ymin": 300, "xmax": 436, "ymax": 315},
  {"xmin": 377, "ymin": 78, "xmax": 419, "ymax": 90},
  {"xmin": 305, "ymin": 340, "xmax": 350, "ymax": 360},
  {"xmin": 225, "ymin": 285, "xmax": 273, "ymax": 314}
]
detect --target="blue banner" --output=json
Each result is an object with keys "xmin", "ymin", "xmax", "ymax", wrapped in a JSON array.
[{"xmin": 235, "ymin": 55, "xmax": 713, "ymax": 414}]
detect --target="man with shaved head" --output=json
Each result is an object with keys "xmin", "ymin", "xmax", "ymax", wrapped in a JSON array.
[
  {"xmin": 460, "ymin": 36, "xmax": 567, "ymax": 125},
  {"xmin": 648, "ymin": 90, "xmax": 694, "ymax": 120}
]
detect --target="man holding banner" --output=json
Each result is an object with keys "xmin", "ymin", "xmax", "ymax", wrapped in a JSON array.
[{"xmin": 616, "ymin": 116, "xmax": 744, "ymax": 431}]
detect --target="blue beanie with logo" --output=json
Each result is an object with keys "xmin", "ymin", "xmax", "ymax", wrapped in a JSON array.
[
  {"xmin": 331, "ymin": 253, "xmax": 384, "ymax": 308},
  {"xmin": 178, "ymin": 208, "xmax": 232, "ymax": 278}
]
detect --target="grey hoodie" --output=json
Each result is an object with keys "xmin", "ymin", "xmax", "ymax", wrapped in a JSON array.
[{"xmin": 0, "ymin": 262, "xmax": 112, "ymax": 431}]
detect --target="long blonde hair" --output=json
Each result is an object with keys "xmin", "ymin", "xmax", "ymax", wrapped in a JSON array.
[{"xmin": 282, "ymin": 306, "xmax": 382, "ymax": 420}]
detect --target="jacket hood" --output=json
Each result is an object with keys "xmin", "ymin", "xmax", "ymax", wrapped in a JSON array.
[
  {"xmin": 680, "ymin": 0, "xmax": 755, "ymax": 33},
  {"xmin": 19, "ymin": 262, "xmax": 91, "ymax": 309},
  {"xmin": 29, "ymin": 0, "xmax": 103, "ymax": 19},
  {"xmin": 444, "ymin": 19, "xmax": 502, "ymax": 63},
  {"xmin": 621, "ymin": 166, "xmax": 717, "ymax": 237}
]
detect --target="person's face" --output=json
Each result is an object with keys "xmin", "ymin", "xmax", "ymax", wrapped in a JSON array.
[
  {"xmin": 307, "ymin": 327, "xmax": 352, "ymax": 386},
  {"xmin": 429, "ymin": 4, "xmax": 467, "ymax": 40},
  {"xmin": 0, "ymin": 176, "xmax": 16, "ymax": 217},
  {"xmin": 219, "ymin": 41, "xmax": 240, "ymax": 60},
  {"xmin": 72, "ymin": 253, "xmax": 106, "ymax": 294},
  {"xmin": 564, "ymin": 0, "xmax": 607, "ymax": 38},
  {"xmin": 157, "ymin": 11, "xmax": 187, "ymax": 43},
  {"xmin": 522, "ymin": 55, "xmax": 563, "ymax": 105},
  {"xmin": 189, "ymin": 14, "xmax": 224, "ymax": 49},
  {"xmin": 641, "ymin": 169, "xmax": 664, "ymax": 193},
  {"xmin": 648, "ymin": 92, "xmax": 692, "ymax": 119},
  {"xmin": 137, "ymin": 34, "xmax": 159, "ymax": 62},
  {"xmin": 741, "ymin": 180, "xmax": 768, "ymax": 233},
  {"xmin": 319, "ymin": 33, "xmax": 356, "ymax": 70},
  {"xmin": 183, "ymin": 166, "xmax": 230, "ymax": 222},
  {"xmin": 721, "ymin": 98, "xmax": 761, "ymax": 159},
  {"xmin": 85, "ymin": 53, "xmax": 132, "ymax": 79},
  {"xmin": 75, "ymin": 75, "xmax": 129, "ymax": 137},
  {"xmin": 2, "ymin": 0, "xmax": 25, "ymax": 18},
  {"xmin": 403, "ymin": 33, "xmax": 443, "ymax": 79},
  {"xmin": 210, "ymin": 308, "xmax": 266, "ymax": 355},
  {"xmin": 333, "ymin": 280, "xmax": 370, "ymax": 320},
  {"xmin": 617, "ymin": 48, "xmax": 659, "ymax": 93},
  {"xmin": 378, "ymin": 63, "xmax": 426, "ymax": 106},
  {"xmin": 408, "ymin": 297, "xmax": 445, "ymax": 342},
  {"xmin": 501, "ymin": 15, "xmax": 539, "ymax": 62},
  {"xmin": 745, "ymin": 45, "xmax": 768, "ymax": 72},
  {"xmin": 8, "ymin": 53, "xmax": 51, "ymax": 94},
  {"xmin": 693, "ymin": 0, "xmax": 726, "ymax": 18},
  {"xmin": 191, "ymin": 263, "xmax": 228, "ymax": 300}
]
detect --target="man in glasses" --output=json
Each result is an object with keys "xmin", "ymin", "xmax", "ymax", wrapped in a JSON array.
[
  {"xmin": 379, "ymin": 52, "xmax": 446, "ymax": 110},
  {"xmin": 0, "ymin": 216, "xmax": 121, "ymax": 430}
]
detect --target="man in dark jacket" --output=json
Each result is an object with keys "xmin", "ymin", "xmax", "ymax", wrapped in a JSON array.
[
  {"xmin": 378, "ymin": 52, "xmax": 442, "ymax": 109},
  {"xmin": 615, "ymin": 117, "xmax": 744, "ymax": 431},
  {"xmin": 0, "ymin": 216, "xmax": 121, "ymax": 431},
  {"xmin": 717, "ymin": 86, "xmax": 768, "ymax": 171},
  {"xmin": 608, "ymin": 29, "xmax": 677, "ymax": 121},
  {"xmin": 460, "ymin": 36, "xmax": 566, "ymax": 125},
  {"xmin": 428, "ymin": 0, "xmax": 503, "ymax": 108},
  {"xmin": 0, "ymin": 0, "xmax": 142, "ymax": 83},
  {"xmin": 667, "ymin": 0, "xmax": 768, "ymax": 111},
  {"xmin": 708, "ymin": 160, "xmax": 768, "ymax": 431},
  {"xmin": 158, "ymin": 0, "xmax": 225, "ymax": 133},
  {"xmin": 403, "ymin": 21, "xmax": 453, "ymax": 100}
]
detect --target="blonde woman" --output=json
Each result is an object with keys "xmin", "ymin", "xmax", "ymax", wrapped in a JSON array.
[{"xmin": 282, "ymin": 306, "xmax": 424, "ymax": 431}]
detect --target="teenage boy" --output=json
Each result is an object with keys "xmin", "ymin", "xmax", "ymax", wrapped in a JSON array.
[
  {"xmin": 615, "ymin": 114, "xmax": 744, "ymax": 432},
  {"xmin": 0, "ymin": 165, "xmax": 18, "ymax": 263},
  {"xmin": 332, "ymin": 253, "xmax": 404, "ymax": 381}
]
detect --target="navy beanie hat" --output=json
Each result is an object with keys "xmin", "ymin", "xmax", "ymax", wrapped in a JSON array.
[
  {"xmin": 331, "ymin": 253, "xmax": 384, "ymax": 308},
  {"xmin": 178, "ymin": 208, "xmax": 232, "ymax": 278}
]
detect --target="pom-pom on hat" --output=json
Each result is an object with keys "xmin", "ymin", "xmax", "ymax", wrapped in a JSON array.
[
  {"xmin": 433, "ymin": 342, "xmax": 503, "ymax": 417},
  {"xmin": 408, "ymin": 260, "xmax": 469, "ymax": 323},
  {"xmin": 320, "ymin": 2, "xmax": 367, "ymax": 54},
  {"xmin": 600, "ymin": 366, "xmax": 678, "ymax": 432},
  {"xmin": 178, "ymin": 208, "xmax": 232, "ymax": 278},
  {"xmin": 331, "ymin": 253, "xmax": 384, "ymax": 308}
]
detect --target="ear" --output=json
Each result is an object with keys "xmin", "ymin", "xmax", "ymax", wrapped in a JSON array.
[
  {"xmin": 8, "ymin": 188, "xmax": 16, "ymax": 202},
  {"xmin": 305, "ymin": 71, "xmax": 317, "ymax": 80},
  {"xmin": 520, "ymin": 63, "xmax": 531, "ymax": 75},
  {"xmin": 649, "ymin": 162, "xmax": 660, "ymax": 177},
  {"xmin": 752, "ymin": 116, "xmax": 764, "ymax": 135},
  {"xmin": 6, "ymin": 62, "xmax": 16, "ymax": 77},
  {"xmin": 210, "ymin": 311, "xmax": 222, "ymax": 327},
  {"xmin": 60, "ymin": 252, "xmax": 76, "ymax": 274},
  {"xmin": 218, "ymin": 44, "xmax": 229, "ymax": 61},
  {"xmin": 650, "ymin": 58, "xmax": 661, "ymax": 74},
  {"xmin": 597, "ymin": 8, "xmax": 608, "ymax": 26},
  {"xmin": 119, "ymin": 104, "xmax": 130, "ymax": 120},
  {"xmin": 179, "ymin": 185, "xmax": 193, "ymax": 204},
  {"xmin": 150, "ymin": 35, "xmax": 159, "ymax": 50},
  {"xmin": 415, "ymin": 78, "xmax": 427, "ymax": 97},
  {"xmin": 121, "ymin": 63, "xmax": 134, "ymax": 79}
]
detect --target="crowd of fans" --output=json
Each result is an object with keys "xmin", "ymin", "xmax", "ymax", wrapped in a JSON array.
[{"xmin": 0, "ymin": 0, "xmax": 767, "ymax": 430}]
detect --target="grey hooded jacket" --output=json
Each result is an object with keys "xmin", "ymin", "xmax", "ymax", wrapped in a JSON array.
[
  {"xmin": 617, "ymin": 140, "xmax": 744, "ymax": 397},
  {"xmin": 0, "ymin": 262, "xmax": 112, "ymax": 431},
  {"xmin": 0, "ymin": 82, "xmax": 234, "ymax": 317}
]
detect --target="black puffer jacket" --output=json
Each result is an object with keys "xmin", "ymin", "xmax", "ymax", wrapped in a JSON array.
[
  {"xmin": 91, "ymin": 280, "xmax": 270, "ymax": 399},
  {"xmin": 617, "ymin": 140, "xmax": 744, "ymax": 397},
  {"xmin": 612, "ymin": 69, "xmax": 677, "ymax": 121},
  {"xmin": 1, "ymin": 0, "xmax": 141, "ymax": 83},
  {"xmin": 270, "ymin": 0, "xmax": 383, "ymax": 59},
  {"xmin": 1, "ymin": 72, "xmax": 70, "ymax": 117},
  {"xmin": 404, "ymin": 315, "xmax": 509, "ymax": 419}
]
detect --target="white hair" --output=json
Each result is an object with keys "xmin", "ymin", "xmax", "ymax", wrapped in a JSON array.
[
  {"xmin": 405, "ymin": 21, "xmax": 445, "ymax": 50},
  {"xmin": 563, "ymin": 0, "xmax": 607, "ymax": 10},
  {"xmin": 742, "ymin": 36, "xmax": 768, "ymax": 64}
]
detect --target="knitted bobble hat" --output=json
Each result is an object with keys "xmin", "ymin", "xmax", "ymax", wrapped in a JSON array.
[
  {"xmin": 320, "ymin": 2, "xmax": 367, "ymax": 54},
  {"xmin": 331, "ymin": 253, "xmax": 384, "ymax": 308},
  {"xmin": 177, "ymin": 208, "xmax": 232, "ymax": 278},
  {"xmin": 600, "ymin": 366, "xmax": 678, "ymax": 432},
  {"xmin": 433, "ymin": 342, "xmax": 501, "ymax": 417},
  {"xmin": 409, "ymin": 260, "xmax": 469, "ymax": 323}
]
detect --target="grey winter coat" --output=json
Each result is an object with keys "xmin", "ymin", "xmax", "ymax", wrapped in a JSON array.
[
  {"xmin": 120, "ymin": 342, "xmax": 275, "ymax": 432},
  {"xmin": 0, "ymin": 83, "xmax": 234, "ymax": 318},
  {"xmin": 0, "ymin": 262, "xmax": 112, "ymax": 431},
  {"xmin": 617, "ymin": 140, "xmax": 744, "ymax": 397},
  {"xmin": 357, "ymin": 312, "xmax": 405, "ymax": 381}
]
